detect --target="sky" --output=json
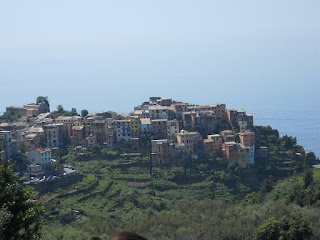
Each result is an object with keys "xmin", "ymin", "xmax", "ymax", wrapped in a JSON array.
[{"xmin": 0, "ymin": 0, "xmax": 319, "ymax": 114}]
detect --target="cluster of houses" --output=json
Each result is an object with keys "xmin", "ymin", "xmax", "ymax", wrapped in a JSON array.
[{"xmin": 0, "ymin": 97, "xmax": 263, "ymax": 172}]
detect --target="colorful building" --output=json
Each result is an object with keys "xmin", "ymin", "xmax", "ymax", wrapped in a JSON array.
[
  {"xmin": 239, "ymin": 131, "xmax": 255, "ymax": 147},
  {"xmin": 222, "ymin": 141, "xmax": 238, "ymax": 161},
  {"xmin": 176, "ymin": 130, "xmax": 202, "ymax": 157}
]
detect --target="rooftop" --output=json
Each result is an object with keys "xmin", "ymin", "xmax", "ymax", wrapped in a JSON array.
[
  {"xmin": 224, "ymin": 141, "xmax": 237, "ymax": 146},
  {"xmin": 210, "ymin": 134, "xmax": 221, "ymax": 137},
  {"xmin": 151, "ymin": 119, "xmax": 167, "ymax": 122},
  {"xmin": 139, "ymin": 118, "xmax": 151, "ymax": 125},
  {"xmin": 34, "ymin": 148, "xmax": 47, "ymax": 153},
  {"xmin": 29, "ymin": 127, "xmax": 44, "ymax": 133},
  {"xmin": 148, "ymin": 105, "xmax": 173, "ymax": 110},
  {"xmin": 239, "ymin": 131, "xmax": 255, "ymax": 135},
  {"xmin": 152, "ymin": 139, "xmax": 168, "ymax": 144}
]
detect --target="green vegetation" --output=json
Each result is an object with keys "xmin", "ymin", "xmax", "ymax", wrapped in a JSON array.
[
  {"xmin": 254, "ymin": 126, "xmax": 314, "ymax": 182},
  {"xmin": 0, "ymin": 112, "xmax": 19, "ymax": 123},
  {"xmin": 0, "ymin": 124, "xmax": 314, "ymax": 239},
  {"xmin": 254, "ymin": 213, "xmax": 312, "ymax": 240},
  {"xmin": 38, "ymin": 126, "xmax": 320, "ymax": 239},
  {"xmin": 52, "ymin": 105, "xmax": 79, "ymax": 117},
  {"xmin": 36, "ymin": 96, "xmax": 50, "ymax": 113},
  {"xmin": 0, "ymin": 162, "xmax": 44, "ymax": 239},
  {"xmin": 81, "ymin": 109, "xmax": 88, "ymax": 117}
]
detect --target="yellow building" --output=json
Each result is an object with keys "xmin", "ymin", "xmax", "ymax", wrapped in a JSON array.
[
  {"xmin": 207, "ymin": 134, "xmax": 222, "ymax": 153},
  {"xmin": 130, "ymin": 116, "xmax": 139, "ymax": 138},
  {"xmin": 237, "ymin": 145, "xmax": 247, "ymax": 168},
  {"xmin": 176, "ymin": 130, "xmax": 202, "ymax": 156}
]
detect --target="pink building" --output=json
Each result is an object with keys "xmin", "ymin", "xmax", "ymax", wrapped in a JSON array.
[
  {"xmin": 239, "ymin": 131, "xmax": 255, "ymax": 147},
  {"xmin": 222, "ymin": 142, "xmax": 238, "ymax": 161}
]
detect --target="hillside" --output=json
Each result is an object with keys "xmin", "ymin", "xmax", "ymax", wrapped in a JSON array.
[{"xmin": 38, "ymin": 125, "xmax": 319, "ymax": 240}]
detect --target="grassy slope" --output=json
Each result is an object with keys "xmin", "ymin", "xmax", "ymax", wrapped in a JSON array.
[{"xmin": 40, "ymin": 126, "xmax": 320, "ymax": 239}]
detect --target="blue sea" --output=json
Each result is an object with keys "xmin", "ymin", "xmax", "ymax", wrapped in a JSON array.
[{"xmin": 245, "ymin": 99, "xmax": 320, "ymax": 158}]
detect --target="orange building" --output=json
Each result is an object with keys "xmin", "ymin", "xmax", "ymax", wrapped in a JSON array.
[
  {"xmin": 239, "ymin": 131, "xmax": 255, "ymax": 147},
  {"xmin": 222, "ymin": 141, "xmax": 238, "ymax": 161}
]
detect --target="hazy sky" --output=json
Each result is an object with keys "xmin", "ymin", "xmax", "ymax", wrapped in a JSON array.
[{"xmin": 0, "ymin": 0, "xmax": 319, "ymax": 113}]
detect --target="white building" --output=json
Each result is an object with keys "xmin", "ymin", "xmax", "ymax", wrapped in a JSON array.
[{"xmin": 27, "ymin": 148, "xmax": 52, "ymax": 174}]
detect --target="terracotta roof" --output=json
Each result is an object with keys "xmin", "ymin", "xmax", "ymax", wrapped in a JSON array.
[
  {"xmin": 34, "ymin": 148, "xmax": 46, "ymax": 153},
  {"xmin": 239, "ymin": 131, "xmax": 254, "ymax": 135}
]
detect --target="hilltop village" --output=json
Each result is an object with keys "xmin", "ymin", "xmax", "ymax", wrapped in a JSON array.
[
  {"xmin": 0, "ymin": 96, "xmax": 265, "ymax": 180},
  {"xmin": 2, "ymin": 96, "xmax": 319, "ymax": 240}
]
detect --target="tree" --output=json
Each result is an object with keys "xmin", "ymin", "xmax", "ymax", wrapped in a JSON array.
[
  {"xmin": 303, "ymin": 170, "xmax": 313, "ymax": 189},
  {"xmin": 36, "ymin": 96, "xmax": 50, "ymax": 113},
  {"xmin": 305, "ymin": 151, "xmax": 316, "ymax": 165},
  {"xmin": 254, "ymin": 213, "xmax": 312, "ymax": 240},
  {"xmin": 0, "ymin": 162, "xmax": 43, "ymax": 239},
  {"xmin": 261, "ymin": 176, "xmax": 275, "ymax": 194},
  {"xmin": 81, "ymin": 109, "xmax": 88, "ymax": 117},
  {"xmin": 57, "ymin": 105, "xmax": 64, "ymax": 113},
  {"xmin": 0, "ymin": 135, "xmax": 2, "ymax": 162},
  {"xmin": 149, "ymin": 97, "xmax": 161, "ymax": 103},
  {"xmin": 71, "ymin": 108, "xmax": 77, "ymax": 115},
  {"xmin": 280, "ymin": 135, "xmax": 297, "ymax": 150}
]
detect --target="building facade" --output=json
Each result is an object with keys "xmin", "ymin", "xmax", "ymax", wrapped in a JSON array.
[{"xmin": 27, "ymin": 148, "xmax": 52, "ymax": 174}]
